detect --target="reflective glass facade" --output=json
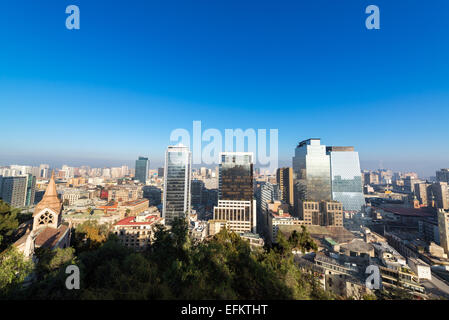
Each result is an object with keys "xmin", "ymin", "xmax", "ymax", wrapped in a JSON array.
[
  {"xmin": 163, "ymin": 145, "xmax": 191, "ymax": 225},
  {"xmin": 328, "ymin": 149, "xmax": 365, "ymax": 211},
  {"xmin": 135, "ymin": 156, "xmax": 149, "ymax": 184},
  {"xmin": 219, "ymin": 153, "xmax": 253, "ymax": 201},
  {"xmin": 292, "ymin": 139, "xmax": 331, "ymax": 203}
]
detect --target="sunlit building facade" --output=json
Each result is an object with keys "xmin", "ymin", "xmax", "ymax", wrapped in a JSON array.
[
  {"xmin": 292, "ymin": 139, "xmax": 332, "ymax": 214},
  {"xmin": 326, "ymin": 146, "xmax": 365, "ymax": 212},
  {"xmin": 162, "ymin": 144, "xmax": 192, "ymax": 225}
]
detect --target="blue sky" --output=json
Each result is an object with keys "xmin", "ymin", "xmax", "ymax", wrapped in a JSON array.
[{"xmin": 0, "ymin": 0, "xmax": 448, "ymax": 176}]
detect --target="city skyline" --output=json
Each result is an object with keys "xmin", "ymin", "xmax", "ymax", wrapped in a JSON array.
[
  {"xmin": 1, "ymin": 0, "xmax": 448, "ymax": 176},
  {"xmin": 0, "ymin": 155, "xmax": 446, "ymax": 178}
]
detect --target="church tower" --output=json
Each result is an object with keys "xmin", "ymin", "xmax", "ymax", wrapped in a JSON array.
[{"xmin": 32, "ymin": 171, "xmax": 63, "ymax": 231}]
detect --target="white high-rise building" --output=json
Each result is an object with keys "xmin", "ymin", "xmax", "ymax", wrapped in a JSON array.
[
  {"xmin": 292, "ymin": 139, "xmax": 331, "ymax": 204},
  {"xmin": 162, "ymin": 144, "xmax": 192, "ymax": 225},
  {"xmin": 326, "ymin": 146, "xmax": 365, "ymax": 212}
]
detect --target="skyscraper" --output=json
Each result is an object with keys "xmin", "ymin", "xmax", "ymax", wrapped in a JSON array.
[
  {"xmin": 292, "ymin": 139, "xmax": 331, "ymax": 213},
  {"xmin": 191, "ymin": 179, "xmax": 205, "ymax": 207},
  {"xmin": 438, "ymin": 209, "xmax": 449, "ymax": 254},
  {"xmin": 219, "ymin": 152, "xmax": 254, "ymax": 201},
  {"xmin": 431, "ymin": 182, "xmax": 449, "ymax": 210},
  {"xmin": 437, "ymin": 169, "xmax": 449, "ymax": 184},
  {"xmin": 135, "ymin": 156, "xmax": 149, "ymax": 184},
  {"xmin": 25, "ymin": 174, "xmax": 36, "ymax": 207},
  {"xmin": 255, "ymin": 181, "xmax": 281, "ymax": 235},
  {"xmin": 162, "ymin": 144, "xmax": 192, "ymax": 225},
  {"xmin": 0, "ymin": 176, "xmax": 27, "ymax": 208},
  {"xmin": 213, "ymin": 152, "xmax": 257, "ymax": 233},
  {"xmin": 326, "ymin": 146, "xmax": 365, "ymax": 212},
  {"xmin": 276, "ymin": 167, "xmax": 294, "ymax": 207}
]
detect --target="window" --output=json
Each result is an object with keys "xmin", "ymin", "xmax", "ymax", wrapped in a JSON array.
[{"xmin": 38, "ymin": 211, "xmax": 54, "ymax": 225}]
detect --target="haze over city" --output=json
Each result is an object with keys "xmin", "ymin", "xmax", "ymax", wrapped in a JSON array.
[
  {"xmin": 1, "ymin": 0, "xmax": 449, "ymax": 306},
  {"xmin": 1, "ymin": 0, "xmax": 448, "ymax": 177}
]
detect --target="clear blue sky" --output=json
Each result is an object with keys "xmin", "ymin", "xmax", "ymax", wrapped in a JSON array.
[{"xmin": 0, "ymin": 0, "xmax": 448, "ymax": 176}]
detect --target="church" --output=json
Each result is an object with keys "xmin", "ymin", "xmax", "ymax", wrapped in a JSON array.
[{"xmin": 14, "ymin": 172, "xmax": 71, "ymax": 259}]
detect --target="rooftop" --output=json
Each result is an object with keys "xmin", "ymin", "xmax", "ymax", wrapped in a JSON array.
[
  {"xmin": 382, "ymin": 207, "xmax": 435, "ymax": 218},
  {"xmin": 114, "ymin": 215, "xmax": 162, "ymax": 226}
]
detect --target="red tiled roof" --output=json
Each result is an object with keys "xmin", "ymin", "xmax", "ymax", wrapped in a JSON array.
[{"xmin": 114, "ymin": 215, "xmax": 162, "ymax": 226}]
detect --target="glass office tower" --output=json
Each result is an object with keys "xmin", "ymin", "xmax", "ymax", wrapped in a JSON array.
[
  {"xmin": 292, "ymin": 139, "xmax": 332, "ymax": 204},
  {"xmin": 162, "ymin": 144, "xmax": 191, "ymax": 225},
  {"xmin": 219, "ymin": 152, "xmax": 254, "ymax": 201},
  {"xmin": 326, "ymin": 147, "xmax": 365, "ymax": 212},
  {"xmin": 25, "ymin": 174, "xmax": 36, "ymax": 206},
  {"xmin": 214, "ymin": 152, "xmax": 257, "ymax": 233},
  {"xmin": 135, "ymin": 156, "xmax": 149, "ymax": 184}
]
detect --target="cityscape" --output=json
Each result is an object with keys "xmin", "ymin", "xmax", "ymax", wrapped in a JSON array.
[
  {"xmin": 1, "ymin": 0, "xmax": 449, "ymax": 309},
  {"xmin": 1, "ymin": 139, "xmax": 449, "ymax": 300}
]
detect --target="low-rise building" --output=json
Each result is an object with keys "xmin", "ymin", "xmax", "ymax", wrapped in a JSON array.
[
  {"xmin": 297, "ymin": 200, "xmax": 343, "ymax": 227},
  {"xmin": 408, "ymin": 257, "xmax": 431, "ymax": 281},
  {"xmin": 113, "ymin": 212, "xmax": 164, "ymax": 251},
  {"xmin": 240, "ymin": 232, "xmax": 264, "ymax": 248},
  {"xmin": 267, "ymin": 201, "xmax": 303, "ymax": 244},
  {"xmin": 325, "ymin": 273, "xmax": 373, "ymax": 299},
  {"xmin": 119, "ymin": 199, "xmax": 150, "ymax": 217}
]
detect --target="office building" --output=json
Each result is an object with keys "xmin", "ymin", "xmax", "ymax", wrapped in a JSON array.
[
  {"xmin": 437, "ymin": 169, "xmax": 449, "ymax": 184},
  {"xmin": 213, "ymin": 200, "xmax": 255, "ymax": 234},
  {"xmin": 326, "ymin": 146, "xmax": 365, "ymax": 212},
  {"xmin": 431, "ymin": 182, "xmax": 449, "ymax": 210},
  {"xmin": 255, "ymin": 181, "xmax": 281, "ymax": 235},
  {"xmin": 162, "ymin": 144, "xmax": 192, "ymax": 225},
  {"xmin": 191, "ymin": 179, "xmax": 205, "ymax": 207},
  {"xmin": 292, "ymin": 139, "xmax": 331, "ymax": 210},
  {"xmin": 25, "ymin": 174, "xmax": 36, "ymax": 207},
  {"xmin": 276, "ymin": 167, "xmax": 294, "ymax": 207},
  {"xmin": 363, "ymin": 172, "xmax": 380, "ymax": 185},
  {"xmin": 438, "ymin": 209, "xmax": 449, "ymax": 254},
  {"xmin": 213, "ymin": 152, "xmax": 256, "ymax": 233},
  {"xmin": 0, "ymin": 176, "xmax": 27, "ymax": 208},
  {"xmin": 219, "ymin": 152, "xmax": 254, "ymax": 201},
  {"xmin": 142, "ymin": 185, "xmax": 162, "ymax": 206},
  {"xmin": 297, "ymin": 200, "xmax": 343, "ymax": 227},
  {"xmin": 135, "ymin": 156, "xmax": 149, "ymax": 184},
  {"xmin": 414, "ymin": 183, "xmax": 431, "ymax": 207}
]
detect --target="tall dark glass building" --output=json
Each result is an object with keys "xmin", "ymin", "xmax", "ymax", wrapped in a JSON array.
[
  {"xmin": 135, "ymin": 156, "xmax": 149, "ymax": 184},
  {"xmin": 219, "ymin": 152, "xmax": 254, "ymax": 201},
  {"xmin": 213, "ymin": 152, "xmax": 257, "ymax": 233},
  {"xmin": 25, "ymin": 174, "xmax": 36, "ymax": 206}
]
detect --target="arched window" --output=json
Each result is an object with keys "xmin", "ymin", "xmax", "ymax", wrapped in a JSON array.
[{"xmin": 38, "ymin": 211, "xmax": 54, "ymax": 225}]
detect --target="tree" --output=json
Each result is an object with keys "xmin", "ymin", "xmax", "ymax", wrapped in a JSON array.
[
  {"xmin": 71, "ymin": 220, "xmax": 109, "ymax": 253},
  {"xmin": 0, "ymin": 200, "xmax": 20, "ymax": 251},
  {"xmin": 34, "ymin": 247, "xmax": 76, "ymax": 280},
  {"xmin": 0, "ymin": 246, "xmax": 33, "ymax": 298},
  {"xmin": 288, "ymin": 226, "xmax": 318, "ymax": 253}
]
